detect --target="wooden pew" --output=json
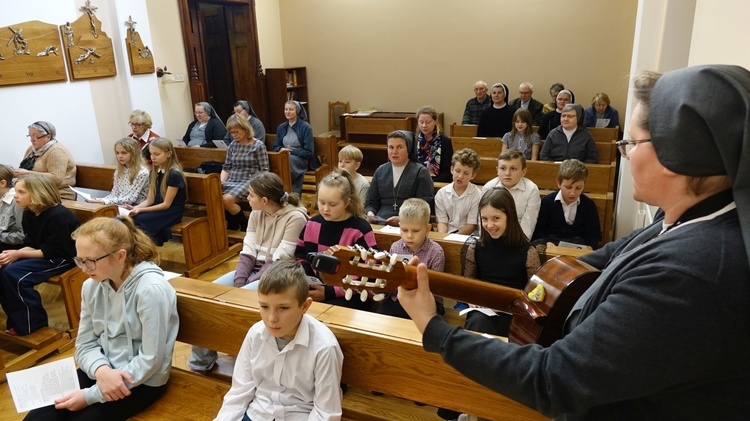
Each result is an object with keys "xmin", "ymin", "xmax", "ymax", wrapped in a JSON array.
[
  {"xmin": 451, "ymin": 136, "xmax": 504, "ymax": 159},
  {"xmin": 588, "ymin": 126, "xmax": 619, "ymax": 143},
  {"xmin": 74, "ymin": 164, "xmax": 241, "ymax": 278},
  {"xmin": 596, "ymin": 140, "xmax": 618, "ymax": 165},
  {"xmin": 449, "ymin": 123, "xmax": 478, "ymax": 137},
  {"xmin": 173, "ymin": 146, "xmax": 293, "ymax": 194},
  {"xmin": 130, "ymin": 285, "xmax": 547, "ymax": 421},
  {"xmin": 61, "ymin": 199, "xmax": 118, "ymax": 222},
  {"xmin": 339, "ymin": 116, "xmax": 412, "ymax": 175},
  {"xmin": 265, "ymin": 134, "xmax": 337, "ymax": 188}
]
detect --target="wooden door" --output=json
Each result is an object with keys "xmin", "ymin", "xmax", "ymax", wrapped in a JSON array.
[{"xmin": 178, "ymin": 0, "xmax": 267, "ymax": 127}]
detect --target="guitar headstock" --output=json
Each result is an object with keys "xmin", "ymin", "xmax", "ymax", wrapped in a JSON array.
[{"xmin": 308, "ymin": 245, "xmax": 414, "ymax": 302}]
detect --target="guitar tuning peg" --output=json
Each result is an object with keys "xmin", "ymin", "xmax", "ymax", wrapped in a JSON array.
[
  {"xmin": 374, "ymin": 278, "xmax": 384, "ymax": 288},
  {"xmin": 360, "ymin": 276, "xmax": 369, "ymax": 286},
  {"xmin": 374, "ymin": 251, "xmax": 387, "ymax": 260},
  {"xmin": 360, "ymin": 290, "xmax": 368, "ymax": 302},
  {"xmin": 373, "ymin": 293, "xmax": 386, "ymax": 302},
  {"xmin": 345, "ymin": 288, "xmax": 353, "ymax": 301},
  {"xmin": 390, "ymin": 254, "xmax": 399, "ymax": 266},
  {"xmin": 342, "ymin": 275, "xmax": 352, "ymax": 284},
  {"xmin": 360, "ymin": 249, "xmax": 368, "ymax": 262}
]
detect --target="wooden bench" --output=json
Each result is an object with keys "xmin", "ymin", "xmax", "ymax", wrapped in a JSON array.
[
  {"xmin": 130, "ymin": 282, "xmax": 547, "ymax": 420},
  {"xmin": 173, "ymin": 146, "xmax": 293, "ymax": 194},
  {"xmin": 449, "ymin": 123, "xmax": 478, "ymax": 137},
  {"xmin": 452, "ymin": 136, "xmax": 504, "ymax": 159},
  {"xmin": 0, "ymin": 326, "xmax": 72, "ymax": 383},
  {"xmin": 265, "ymin": 134, "xmax": 337, "ymax": 189},
  {"xmin": 74, "ymin": 164, "xmax": 242, "ymax": 278}
]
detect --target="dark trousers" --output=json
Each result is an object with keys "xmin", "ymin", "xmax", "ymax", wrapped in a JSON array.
[
  {"xmin": 25, "ymin": 369, "xmax": 167, "ymax": 421},
  {"xmin": 0, "ymin": 258, "xmax": 71, "ymax": 335}
]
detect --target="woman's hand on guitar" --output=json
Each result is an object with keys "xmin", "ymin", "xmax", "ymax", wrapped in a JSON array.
[{"xmin": 398, "ymin": 261, "xmax": 437, "ymax": 334}]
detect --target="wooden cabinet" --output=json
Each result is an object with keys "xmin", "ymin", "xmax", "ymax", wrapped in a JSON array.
[{"xmin": 265, "ymin": 67, "xmax": 308, "ymax": 130}]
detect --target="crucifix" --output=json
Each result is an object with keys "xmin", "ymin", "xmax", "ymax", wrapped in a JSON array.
[
  {"xmin": 125, "ymin": 15, "xmax": 137, "ymax": 46},
  {"xmin": 80, "ymin": 0, "xmax": 99, "ymax": 38}
]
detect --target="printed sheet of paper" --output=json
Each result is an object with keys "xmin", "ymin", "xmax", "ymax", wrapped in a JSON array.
[
  {"xmin": 378, "ymin": 225, "xmax": 401, "ymax": 234},
  {"xmin": 6, "ymin": 357, "xmax": 80, "ymax": 413},
  {"xmin": 68, "ymin": 186, "xmax": 92, "ymax": 201},
  {"xmin": 443, "ymin": 233, "xmax": 471, "ymax": 243},
  {"xmin": 118, "ymin": 206, "xmax": 132, "ymax": 217}
]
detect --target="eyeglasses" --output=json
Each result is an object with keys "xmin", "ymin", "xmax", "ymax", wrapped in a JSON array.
[
  {"xmin": 128, "ymin": 122, "xmax": 145, "ymax": 127},
  {"xmin": 616, "ymin": 139, "xmax": 651, "ymax": 158},
  {"xmin": 73, "ymin": 251, "xmax": 117, "ymax": 270},
  {"xmin": 560, "ymin": 113, "xmax": 577, "ymax": 119},
  {"xmin": 26, "ymin": 134, "xmax": 48, "ymax": 140}
]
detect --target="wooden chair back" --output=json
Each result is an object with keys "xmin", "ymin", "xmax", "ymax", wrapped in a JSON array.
[
  {"xmin": 449, "ymin": 123, "xmax": 478, "ymax": 137},
  {"xmin": 328, "ymin": 101, "xmax": 350, "ymax": 131}
]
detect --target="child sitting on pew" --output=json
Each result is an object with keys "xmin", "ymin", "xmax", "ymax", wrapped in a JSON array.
[
  {"xmin": 378, "ymin": 198, "xmax": 445, "ymax": 318},
  {"xmin": 338, "ymin": 144, "xmax": 369, "ymax": 203},
  {"xmin": 437, "ymin": 188, "xmax": 542, "ymax": 421},
  {"xmin": 296, "ymin": 170, "xmax": 378, "ymax": 311},
  {"xmin": 435, "ymin": 148, "xmax": 481, "ymax": 235},
  {"xmin": 189, "ymin": 172, "xmax": 308, "ymax": 372},
  {"xmin": 0, "ymin": 164, "xmax": 25, "ymax": 251},
  {"xmin": 532, "ymin": 159, "xmax": 601, "ymax": 249},
  {"xmin": 25, "ymin": 216, "xmax": 179, "ymax": 420},
  {"xmin": 0, "ymin": 173, "xmax": 78, "ymax": 336},
  {"xmin": 482, "ymin": 149, "xmax": 541, "ymax": 239},
  {"xmin": 126, "ymin": 138, "xmax": 187, "ymax": 246},
  {"xmin": 501, "ymin": 108, "xmax": 542, "ymax": 160},
  {"xmin": 88, "ymin": 138, "xmax": 149, "ymax": 206},
  {"xmin": 214, "ymin": 259, "xmax": 344, "ymax": 421}
]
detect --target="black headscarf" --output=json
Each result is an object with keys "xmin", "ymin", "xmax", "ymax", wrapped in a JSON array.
[
  {"xmin": 236, "ymin": 100, "xmax": 259, "ymax": 119},
  {"xmin": 649, "ymin": 64, "xmax": 750, "ymax": 265},
  {"xmin": 394, "ymin": 130, "xmax": 418, "ymax": 162}
]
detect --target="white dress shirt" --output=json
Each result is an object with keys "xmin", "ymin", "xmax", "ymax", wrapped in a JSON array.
[
  {"xmin": 435, "ymin": 182, "xmax": 481, "ymax": 233},
  {"xmin": 482, "ymin": 177, "xmax": 541, "ymax": 239},
  {"xmin": 214, "ymin": 315, "xmax": 344, "ymax": 421}
]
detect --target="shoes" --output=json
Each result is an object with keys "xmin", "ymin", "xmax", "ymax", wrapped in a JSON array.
[{"xmin": 5, "ymin": 327, "xmax": 18, "ymax": 336}]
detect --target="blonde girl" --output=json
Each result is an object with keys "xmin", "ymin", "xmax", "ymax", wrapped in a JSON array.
[
  {"xmin": 25, "ymin": 216, "xmax": 178, "ymax": 420},
  {"xmin": 90, "ymin": 138, "xmax": 149, "ymax": 205},
  {"xmin": 295, "ymin": 170, "xmax": 377, "ymax": 311},
  {"xmin": 0, "ymin": 164, "xmax": 24, "ymax": 251},
  {"xmin": 0, "ymin": 173, "xmax": 78, "ymax": 335},
  {"xmin": 127, "ymin": 138, "xmax": 187, "ymax": 245}
]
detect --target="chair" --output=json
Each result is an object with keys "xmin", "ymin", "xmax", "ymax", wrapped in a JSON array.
[{"xmin": 319, "ymin": 101, "xmax": 350, "ymax": 138}]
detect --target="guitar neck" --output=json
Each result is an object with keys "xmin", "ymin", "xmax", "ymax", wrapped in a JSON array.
[{"xmin": 402, "ymin": 265, "xmax": 544, "ymax": 320}]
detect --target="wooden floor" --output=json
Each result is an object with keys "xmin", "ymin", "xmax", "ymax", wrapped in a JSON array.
[{"xmin": 0, "ymin": 242, "xmax": 449, "ymax": 420}]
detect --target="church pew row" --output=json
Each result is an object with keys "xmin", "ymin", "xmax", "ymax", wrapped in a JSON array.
[
  {"xmin": 74, "ymin": 164, "xmax": 241, "ymax": 278},
  {"xmin": 128, "ymin": 280, "xmax": 548, "ymax": 420}
]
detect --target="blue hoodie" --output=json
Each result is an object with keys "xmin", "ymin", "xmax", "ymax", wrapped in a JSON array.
[{"xmin": 75, "ymin": 261, "xmax": 179, "ymax": 405}]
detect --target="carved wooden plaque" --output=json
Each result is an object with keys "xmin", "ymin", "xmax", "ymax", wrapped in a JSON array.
[
  {"xmin": 126, "ymin": 29, "xmax": 155, "ymax": 75},
  {"xmin": 59, "ymin": 14, "xmax": 116, "ymax": 80},
  {"xmin": 0, "ymin": 20, "xmax": 68, "ymax": 86}
]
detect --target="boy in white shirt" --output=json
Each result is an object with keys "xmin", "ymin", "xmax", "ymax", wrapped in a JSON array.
[
  {"xmin": 214, "ymin": 260, "xmax": 344, "ymax": 421},
  {"xmin": 482, "ymin": 149, "xmax": 541, "ymax": 239},
  {"xmin": 435, "ymin": 148, "xmax": 482, "ymax": 235},
  {"xmin": 338, "ymin": 145, "xmax": 369, "ymax": 203}
]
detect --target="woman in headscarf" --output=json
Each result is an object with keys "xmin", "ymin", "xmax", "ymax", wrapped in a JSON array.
[
  {"xmin": 365, "ymin": 130, "xmax": 434, "ymax": 226},
  {"xmin": 224, "ymin": 100, "xmax": 266, "ymax": 144},
  {"xmin": 538, "ymin": 89, "xmax": 574, "ymax": 139},
  {"xmin": 272, "ymin": 100, "xmax": 318, "ymax": 194},
  {"xmin": 181, "ymin": 102, "xmax": 227, "ymax": 148},
  {"xmin": 398, "ymin": 65, "xmax": 750, "ymax": 419},
  {"xmin": 477, "ymin": 82, "xmax": 516, "ymax": 138},
  {"xmin": 14, "ymin": 121, "xmax": 76, "ymax": 200},
  {"xmin": 539, "ymin": 103, "xmax": 599, "ymax": 163}
]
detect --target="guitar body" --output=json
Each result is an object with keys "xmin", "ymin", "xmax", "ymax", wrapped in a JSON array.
[{"xmin": 509, "ymin": 256, "xmax": 600, "ymax": 347}]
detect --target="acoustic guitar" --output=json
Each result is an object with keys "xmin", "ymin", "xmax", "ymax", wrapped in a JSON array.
[{"xmin": 310, "ymin": 245, "xmax": 600, "ymax": 346}]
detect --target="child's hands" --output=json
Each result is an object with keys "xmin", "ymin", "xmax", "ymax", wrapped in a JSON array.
[
  {"xmin": 94, "ymin": 365, "xmax": 134, "ymax": 401},
  {"xmin": 54, "ymin": 390, "xmax": 87, "ymax": 411},
  {"xmin": 308, "ymin": 284, "xmax": 326, "ymax": 302},
  {"xmin": 0, "ymin": 250, "xmax": 21, "ymax": 266}
]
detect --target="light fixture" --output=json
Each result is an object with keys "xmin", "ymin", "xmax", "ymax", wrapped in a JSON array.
[{"xmin": 156, "ymin": 66, "xmax": 175, "ymax": 85}]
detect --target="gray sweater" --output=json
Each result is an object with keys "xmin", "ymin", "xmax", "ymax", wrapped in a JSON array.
[{"xmin": 422, "ymin": 196, "xmax": 750, "ymax": 419}]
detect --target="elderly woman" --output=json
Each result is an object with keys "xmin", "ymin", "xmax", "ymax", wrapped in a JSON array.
[
  {"xmin": 127, "ymin": 109, "xmax": 160, "ymax": 165},
  {"xmin": 182, "ymin": 102, "xmax": 227, "ymax": 148},
  {"xmin": 584, "ymin": 92, "xmax": 621, "ymax": 128},
  {"xmin": 223, "ymin": 100, "xmax": 266, "ymax": 144},
  {"xmin": 15, "ymin": 121, "xmax": 76, "ymax": 200},
  {"xmin": 222, "ymin": 114, "xmax": 269, "ymax": 230},
  {"xmin": 365, "ymin": 130, "xmax": 434, "ymax": 226},
  {"xmin": 539, "ymin": 103, "xmax": 599, "ymax": 163},
  {"xmin": 272, "ymin": 100, "xmax": 318, "ymax": 193},
  {"xmin": 538, "ymin": 89, "xmax": 575, "ymax": 139}
]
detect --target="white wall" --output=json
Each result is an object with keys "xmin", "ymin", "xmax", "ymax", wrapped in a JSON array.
[
  {"xmin": 1, "ymin": 0, "xmax": 168, "ymax": 167},
  {"xmin": 256, "ymin": 0, "xmax": 284, "ymax": 69}
]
